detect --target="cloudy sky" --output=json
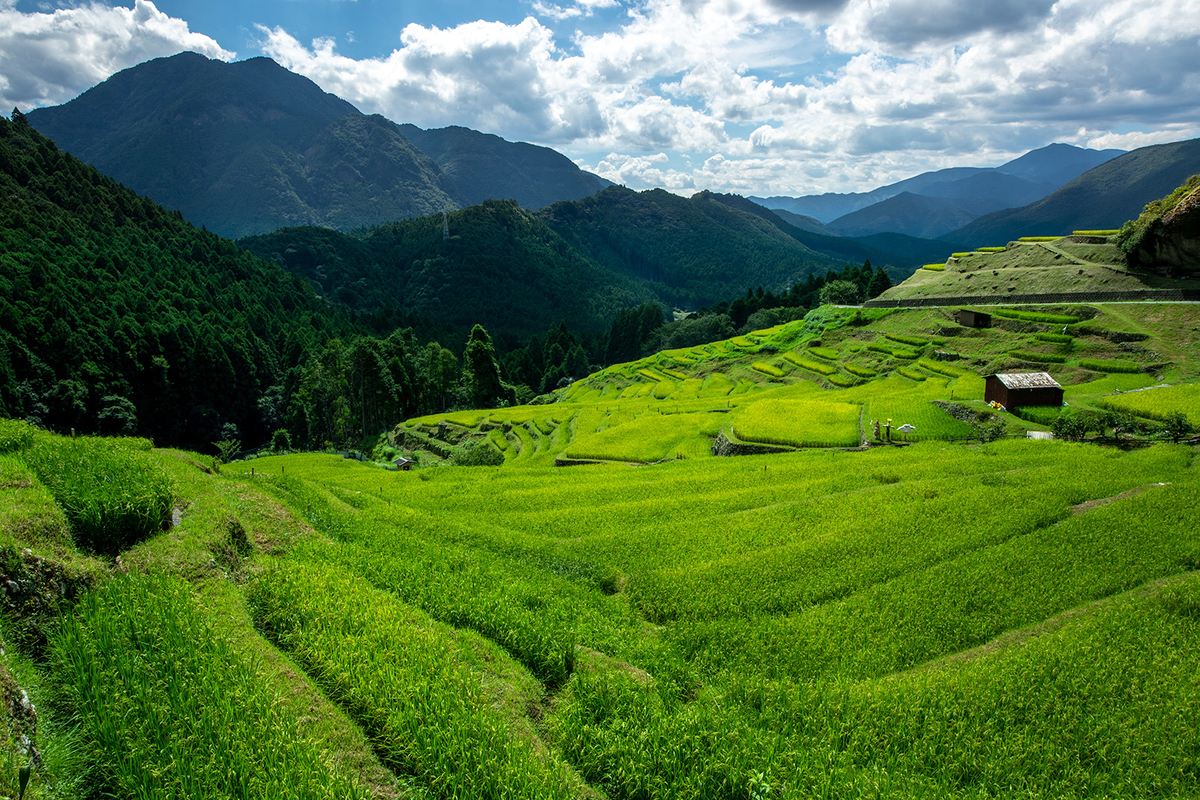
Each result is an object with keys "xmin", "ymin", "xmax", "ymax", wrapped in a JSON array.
[{"xmin": 2, "ymin": 0, "xmax": 1197, "ymax": 197}]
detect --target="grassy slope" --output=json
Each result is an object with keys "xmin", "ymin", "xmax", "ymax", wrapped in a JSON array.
[
  {"xmin": 2, "ymin": 301, "xmax": 1199, "ymax": 798},
  {"xmin": 399, "ymin": 303, "xmax": 1200, "ymax": 467},
  {"xmin": 879, "ymin": 236, "xmax": 1200, "ymax": 301}
]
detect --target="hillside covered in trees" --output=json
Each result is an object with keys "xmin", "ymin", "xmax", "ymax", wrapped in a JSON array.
[{"xmin": 0, "ymin": 111, "xmax": 533, "ymax": 451}]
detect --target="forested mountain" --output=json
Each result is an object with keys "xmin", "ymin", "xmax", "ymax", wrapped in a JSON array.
[
  {"xmin": 753, "ymin": 143, "xmax": 1125, "ymax": 234},
  {"xmin": 946, "ymin": 138, "xmax": 1200, "ymax": 244},
  {"xmin": 536, "ymin": 187, "xmax": 848, "ymax": 308},
  {"xmin": 24, "ymin": 52, "xmax": 456, "ymax": 238},
  {"xmin": 0, "ymin": 109, "xmax": 554, "ymax": 450},
  {"xmin": 25, "ymin": 52, "xmax": 609, "ymax": 237},
  {"xmin": 240, "ymin": 201, "xmax": 650, "ymax": 339},
  {"xmin": 0, "ymin": 108, "xmax": 349, "ymax": 447},
  {"xmin": 398, "ymin": 124, "xmax": 611, "ymax": 209}
]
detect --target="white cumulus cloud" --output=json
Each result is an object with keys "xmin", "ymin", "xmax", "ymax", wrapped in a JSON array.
[{"xmin": 0, "ymin": 0, "xmax": 233, "ymax": 111}]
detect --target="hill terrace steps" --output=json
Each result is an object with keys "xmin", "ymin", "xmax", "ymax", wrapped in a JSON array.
[{"xmin": 865, "ymin": 289, "xmax": 1200, "ymax": 308}]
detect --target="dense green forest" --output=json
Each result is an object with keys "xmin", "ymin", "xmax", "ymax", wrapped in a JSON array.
[{"xmin": 0, "ymin": 111, "xmax": 540, "ymax": 452}]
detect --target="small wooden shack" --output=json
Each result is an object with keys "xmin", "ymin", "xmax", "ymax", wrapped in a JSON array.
[
  {"xmin": 956, "ymin": 309, "xmax": 992, "ymax": 328},
  {"xmin": 985, "ymin": 372, "xmax": 1063, "ymax": 410},
  {"xmin": 393, "ymin": 456, "xmax": 414, "ymax": 471}
]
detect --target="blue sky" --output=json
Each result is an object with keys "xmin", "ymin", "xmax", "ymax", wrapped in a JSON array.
[{"xmin": 2, "ymin": 0, "xmax": 1198, "ymax": 197}]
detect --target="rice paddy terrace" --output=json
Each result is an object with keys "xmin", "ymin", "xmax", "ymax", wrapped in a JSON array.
[
  {"xmin": 398, "ymin": 303, "xmax": 1200, "ymax": 467},
  {"xmin": 1, "ymin": 301, "xmax": 1199, "ymax": 799},
  {"xmin": 875, "ymin": 231, "xmax": 1200, "ymax": 303}
]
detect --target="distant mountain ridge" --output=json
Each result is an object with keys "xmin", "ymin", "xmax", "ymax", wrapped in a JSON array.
[
  {"xmin": 945, "ymin": 139, "xmax": 1200, "ymax": 245},
  {"xmin": 752, "ymin": 144, "xmax": 1125, "ymax": 237},
  {"xmin": 26, "ymin": 52, "xmax": 610, "ymax": 238}
]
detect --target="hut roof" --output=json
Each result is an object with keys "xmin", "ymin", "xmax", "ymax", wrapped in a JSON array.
[{"xmin": 989, "ymin": 372, "xmax": 1062, "ymax": 390}]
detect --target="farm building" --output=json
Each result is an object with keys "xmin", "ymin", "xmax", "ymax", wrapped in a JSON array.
[
  {"xmin": 956, "ymin": 309, "xmax": 992, "ymax": 328},
  {"xmin": 393, "ymin": 456, "xmax": 414, "ymax": 471},
  {"xmin": 985, "ymin": 372, "xmax": 1064, "ymax": 410}
]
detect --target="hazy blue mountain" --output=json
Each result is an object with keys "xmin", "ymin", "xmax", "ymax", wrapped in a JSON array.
[
  {"xmin": 26, "ymin": 52, "xmax": 611, "ymax": 237},
  {"xmin": 770, "ymin": 208, "xmax": 836, "ymax": 235},
  {"xmin": 397, "ymin": 124, "xmax": 611, "ymax": 210},
  {"xmin": 828, "ymin": 192, "xmax": 984, "ymax": 239},
  {"xmin": 752, "ymin": 144, "xmax": 1125, "ymax": 227},
  {"xmin": 945, "ymin": 138, "xmax": 1200, "ymax": 244}
]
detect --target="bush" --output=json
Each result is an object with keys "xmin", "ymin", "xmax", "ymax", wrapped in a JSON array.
[
  {"xmin": 0, "ymin": 419, "xmax": 35, "ymax": 453},
  {"xmin": 22, "ymin": 436, "xmax": 174, "ymax": 554},
  {"xmin": 271, "ymin": 428, "xmax": 293, "ymax": 452},
  {"xmin": 451, "ymin": 440, "xmax": 505, "ymax": 467}
]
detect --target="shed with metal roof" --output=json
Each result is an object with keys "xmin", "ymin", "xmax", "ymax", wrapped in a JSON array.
[{"xmin": 985, "ymin": 372, "xmax": 1064, "ymax": 410}]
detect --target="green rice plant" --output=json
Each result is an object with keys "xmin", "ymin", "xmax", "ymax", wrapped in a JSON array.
[
  {"xmin": 1009, "ymin": 349, "xmax": 1068, "ymax": 364},
  {"xmin": 660, "ymin": 368, "xmax": 688, "ymax": 380},
  {"xmin": 638, "ymin": 368, "xmax": 665, "ymax": 382},
  {"xmin": 844, "ymin": 363, "xmax": 877, "ymax": 378},
  {"xmin": 1079, "ymin": 358, "xmax": 1143, "ymax": 374},
  {"xmin": 885, "ymin": 334, "xmax": 928, "ymax": 347},
  {"xmin": 1011, "ymin": 405, "xmax": 1062, "ymax": 425},
  {"xmin": 867, "ymin": 343, "xmax": 919, "ymax": 360},
  {"xmin": 896, "ymin": 367, "xmax": 926, "ymax": 381},
  {"xmin": 487, "ymin": 428, "xmax": 510, "ymax": 453},
  {"xmin": 0, "ymin": 419, "xmax": 35, "ymax": 453},
  {"xmin": 1018, "ymin": 236, "xmax": 1063, "ymax": 242},
  {"xmin": 730, "ymin": 336, "xmax": 757, "ymax": 349},
  {"xmin": 784, "ymin": 352, "xmax": 837, "ymax": 375},
  {"xmin": 977, "ymin": 246, "xmax": 1007, "ymax": 252},
  {"xmin": 808, "ymin": 346, "xmax": 839, "ymax": 360},
  {"xmin": 751, "ymin": 362, "xmax": 786, "ymax": 378},
  {"xmin": 1097, "ymin": 382, "xmax": 1200, "ymax": 425},
  {"xmin": 826, "ymin": 373, "xmax": 857, "ymax": 387},
  {"xmin": 951, "ymin": 252, "xmax": 974, "ymax": 258},
  {"xmin": 1073, "ymin": 230, "xmax": 1119, "ymax": 236},
  {"xmin": 732, "ymin": 399, "xmax": 861, "ymax": 448},
  {"xmin": 698, "ymin": 372, "xmax": 735, "ymax": 398},
  {"xmin": 565, "ymin": 412, "xmax": 723, "ymax": 463},
  {"xmin": 1035, "ymin": 332, "xmax": 1073, "ymax": 343},
  {"xmin": 917, "ymin": 358, "xmax": 971, "ymax": 378},
  {"xmin": 921, "ymin": 263, "xmax": 946, "ymax": 271},
  {"xmin": 250, "ymin": 561, "xmax": 579, "ymax": 800},
  {"xmin": 652, "ymin": 380, "xmax": 675, "ymax": 399},
  {"xmin": 991, "ymin": 308, "xmax": 1080, "ymax": 324},
  {"xmin": 50, "ymin": 573, "xmax": 369, "ymax": 799},
  {"xmin": 22, "ymin": 435, "xmax": 173, "ymax": 554}
]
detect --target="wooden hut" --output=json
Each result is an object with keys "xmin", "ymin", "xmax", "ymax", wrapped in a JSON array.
[
  {"xmin": 956, "ymin": 309, "xmax": 992, "ymax": 328},
  {"xmin": 985, "ymin": 372, "xmax": 1063, "ymax": 410},
  {"xmin": 392, "ymin": 456, "xmax": 414, "ymax": 471}
]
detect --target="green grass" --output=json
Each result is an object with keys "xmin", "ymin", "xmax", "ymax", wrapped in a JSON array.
[
  {"xmin": 732, "ymin": 399, "xmax": 861, "ymax": 448},
  {"xmin": 844, "ymin": 363, "xmax": 877, "ymax": 378},
  {"xmin": 992, "ymin": 308, "xmax": 1080, "ymax": 324},
  {"xmin": 250, "ymin": 560, "xmax": 580, "ymax": 800},
  {"xmin": 50, "ymin": 572, "xmax": 370, "ymax": 799},
  {"xmin": 1097, "ymin": 382, "xmax": 1200, "ymax": 424},
  {"xmin": 1009, "ymin": 349, "xmax": 1069, "ymax": 364},
  {"xmin": 0, "ymin": 419, "xmax": 35, "ymax": 453},
  {"xmin": 21, "ymin": 435, "xmax": 174, "ymax": 554},
  {"xmin": 783, "ymin": 352, "xmax": 837, "ymax": 375},
  {"xmin": 751, "ymin": 362, "xmax": 786, "ymax": 378},
  {"xmin": 1079, "ymin": 358, "xmax": 1144, "ymax": 374},
  {"xmin": 1035, "ymin": 332, "xmax": 1074, "ymax": 343}
]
